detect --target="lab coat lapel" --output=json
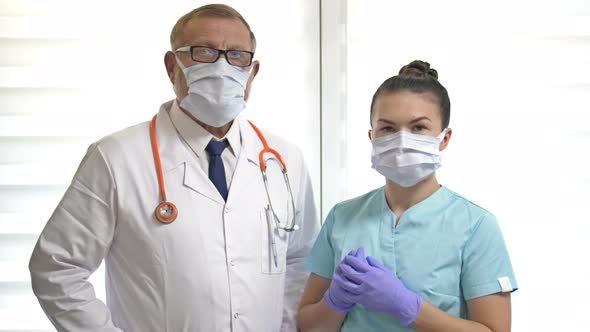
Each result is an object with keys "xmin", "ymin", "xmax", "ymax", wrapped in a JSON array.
[
  {"xmin": 183, "ymin": 162, "xmax": 226, "ymax": 204},
  {"xmin": 225, "ymin": 117, "xmax": 263, "ymax": 206},
  {"xmin": 156, "ymin": 103, "xmax": 225, "ymax": 204}
]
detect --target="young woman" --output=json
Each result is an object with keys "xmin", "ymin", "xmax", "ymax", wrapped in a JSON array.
[{"xmin": 298, "ymin": 60, "xmax": 517, "ymax": 332}]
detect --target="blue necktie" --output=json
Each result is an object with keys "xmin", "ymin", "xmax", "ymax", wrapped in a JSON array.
[{"xmin": 206, "ymin": 139, "xmax": 229, "ymax": 201}]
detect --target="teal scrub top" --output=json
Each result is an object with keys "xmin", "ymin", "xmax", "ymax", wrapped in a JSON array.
[{"xmin": 306, "ymin": 186, "xmax": 518, "ymax": 331}]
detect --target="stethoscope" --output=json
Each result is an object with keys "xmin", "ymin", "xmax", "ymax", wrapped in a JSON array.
[{"xmin": 149, "ymin": 114, "xmax": 298, "ymax": 232}]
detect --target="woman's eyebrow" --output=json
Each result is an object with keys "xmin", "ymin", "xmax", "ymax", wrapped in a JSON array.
[
  {"xmin": 409, "ymin": 116, "xmax": 432, "ymax": 123},
  {"xmin": 377, "ymin": 118, "xmax": 396, "ymax": 125}
]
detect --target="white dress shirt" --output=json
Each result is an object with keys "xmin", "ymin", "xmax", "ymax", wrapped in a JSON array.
[{"xmin": 169, "ymin": 101, "xmax": 241, "ymax": 191}]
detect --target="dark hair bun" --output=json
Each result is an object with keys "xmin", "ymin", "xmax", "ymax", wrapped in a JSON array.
[{"xmin": 398, "ymin": 60, "xmax": 438, "ymax": 80}]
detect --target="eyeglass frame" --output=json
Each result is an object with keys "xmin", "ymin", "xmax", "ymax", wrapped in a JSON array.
[{"xmin": 174, "ymin": 45, "xmax": 254, "ymax": 67}]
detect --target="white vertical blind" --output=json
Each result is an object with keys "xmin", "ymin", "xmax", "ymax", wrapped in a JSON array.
[
  {"xmin": 320, "ymin": 0, "xmax": 348, "ymax": 222},
  {"xmin": 0, "ymin": 0, "xmax": 319, "ymax": 330},
  {"xmin": 319, "ymin": 0, "xmax": 590, "ymax": 330}
]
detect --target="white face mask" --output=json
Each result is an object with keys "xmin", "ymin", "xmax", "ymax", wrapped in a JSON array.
[
  {"xmin": 371, "ymin": 129, "xmax": 447, "ymax": 187},
  {"xmin": 176, "ymin": 59, "xmax": 251, "ymax": 127}
]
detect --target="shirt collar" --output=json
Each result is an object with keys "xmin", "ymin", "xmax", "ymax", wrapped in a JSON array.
[
  {"xmin": 379, "ymin": 185, "xmax": 449, "ymax": 222},
  {"xmin": 169, "ymin": 100, "xmax": 241, "ymax": 159}
]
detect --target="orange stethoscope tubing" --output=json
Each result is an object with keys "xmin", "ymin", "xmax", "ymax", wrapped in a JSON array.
[
  {"xmin": 150, "ymin": 115, "xmax": 178, "ymax": 224},
  {"xmin": 247, "ymin": 120, "xmax": 298, "ymax": 232},
  {"xmin": 149, "ymin": 114, "xmax": 297, "ymax": 231},
  {"xmin": 247, "ymin": 120, "xmax": 287, "ymax": 172}
]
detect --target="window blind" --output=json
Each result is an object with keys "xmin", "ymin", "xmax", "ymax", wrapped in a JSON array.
[
  {"xmin": 1, "ymin": 1, "xmax": 94, "ymax": 330},
  {"xmin": 0, "ymin": 0, "xmax": 320, "ymax": 330}
]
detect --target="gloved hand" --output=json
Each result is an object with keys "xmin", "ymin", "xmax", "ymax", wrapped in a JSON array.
[
  {"xmin": 323, "ymin": 247, "xmax": 365, "ymax": 314},
  {"xmin": 339, "ymin": 253, "xmax": 423, "ymax": 326}
]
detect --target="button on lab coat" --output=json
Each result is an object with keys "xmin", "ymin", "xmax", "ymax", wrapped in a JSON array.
[{"xmin": 29, "ymin": 100, "xmax": 320, "ymax": 332}]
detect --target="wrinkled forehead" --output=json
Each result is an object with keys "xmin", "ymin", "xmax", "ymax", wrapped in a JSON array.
[{"xmin": 175, "ymin": 15, "xmax": 253, "ymax": 51}]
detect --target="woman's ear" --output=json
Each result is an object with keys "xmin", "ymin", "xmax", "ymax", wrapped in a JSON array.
[{"xmin": 439, "ymin": 128, "xmax": 453, "ymax": 151}]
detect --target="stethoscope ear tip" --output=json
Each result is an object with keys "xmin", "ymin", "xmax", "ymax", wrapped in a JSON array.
[{"xmin": 293, "ymin": 225, "xmax": 300, "ymax": 231}]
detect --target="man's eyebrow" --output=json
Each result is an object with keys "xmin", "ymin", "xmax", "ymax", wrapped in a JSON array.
[{"xmin": 226, "ymin": 44, "xmax": 251, "ymax": 51}]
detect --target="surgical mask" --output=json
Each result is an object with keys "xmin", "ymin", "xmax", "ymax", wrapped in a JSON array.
[
  {"xmin": 176, "ymin": 59, "xmax": 251, "ymax": 127},
  {"xmin": 371, "ymin": 129, "xmax": 447, "ymax": 187}
]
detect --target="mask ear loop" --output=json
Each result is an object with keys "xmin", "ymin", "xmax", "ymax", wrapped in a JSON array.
[
  {"xmin": 175, "ymin": 56, "xmax": 188, "ymax": 70},
  {"xmin": 437, "ymin": 128, "xmax": 448, "ymax": 141},
  {"xmin": 436, "ymin": 128, "xmax": 449, "ymax": 151},
  {"xmin": 150, "ymin": 114, "xmax": 178, "ymax": 224}
]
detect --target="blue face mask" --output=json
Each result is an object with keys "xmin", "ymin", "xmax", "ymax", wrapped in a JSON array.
[{"xmin": 176, "ymin": 59, "xmax": 251, "ymax": 127}]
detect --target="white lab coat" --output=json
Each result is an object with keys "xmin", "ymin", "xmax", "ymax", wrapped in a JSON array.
[{"xmin": 29, "ymin": 100, "xmax": 320, "ymax": 332}]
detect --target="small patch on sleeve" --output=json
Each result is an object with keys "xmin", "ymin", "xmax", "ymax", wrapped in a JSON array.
[{"xmin": 498, "ymin": 276, "xmax": 513, "ymax": 292}]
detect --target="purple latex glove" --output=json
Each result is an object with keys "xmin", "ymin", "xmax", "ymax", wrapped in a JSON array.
[
  {"xmin": 323, "ymin": 247, "xmax": 365, "ymax": 314},
  {"xmin": 339, "ymin": 254, "xmax": 423, "ymax": 326}
]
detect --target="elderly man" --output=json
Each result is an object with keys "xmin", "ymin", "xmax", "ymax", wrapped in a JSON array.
[{"xmin": 29, "ymin": 4, "xmax": 319, "ymax": 331}]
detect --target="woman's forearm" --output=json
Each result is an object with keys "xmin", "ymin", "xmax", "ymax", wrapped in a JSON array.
[
  {"xmin": 298, "ymin": 299, "xmax": 347, "ymax": 332},
  {"xmin": 413, "ymin": 301, "xmax": 501, "ymax": 332}
]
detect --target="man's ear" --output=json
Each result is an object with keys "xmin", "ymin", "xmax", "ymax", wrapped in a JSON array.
[
  {"xmin": 244, "ymin": 60, "xmax": 260, "ymax": 101},
  {"xmin": 164, "ymin": 51, "xmax": 177, "ymax": 84},
  {"xmin": 368, "ymin": 129, "xmax": 373, "ymax": 140},
  {"xmin": 439, "ymin": 127, "xmax": 453, "ymax": 151}
]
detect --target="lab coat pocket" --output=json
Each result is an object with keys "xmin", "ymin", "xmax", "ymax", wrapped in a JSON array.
[{"xmin": 261, "ymin": 207, "xmax": 288, "ymax": 274}]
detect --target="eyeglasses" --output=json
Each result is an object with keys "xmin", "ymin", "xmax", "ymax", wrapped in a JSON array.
[{"xmin": 175, "ymin": 45, "xmax": 254, "ymax": 67}]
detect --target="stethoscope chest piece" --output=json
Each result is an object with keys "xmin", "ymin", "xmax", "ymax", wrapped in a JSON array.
[{"xmin": 155, "ymin": 201, "xmax": 178, "ymax": 224}]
